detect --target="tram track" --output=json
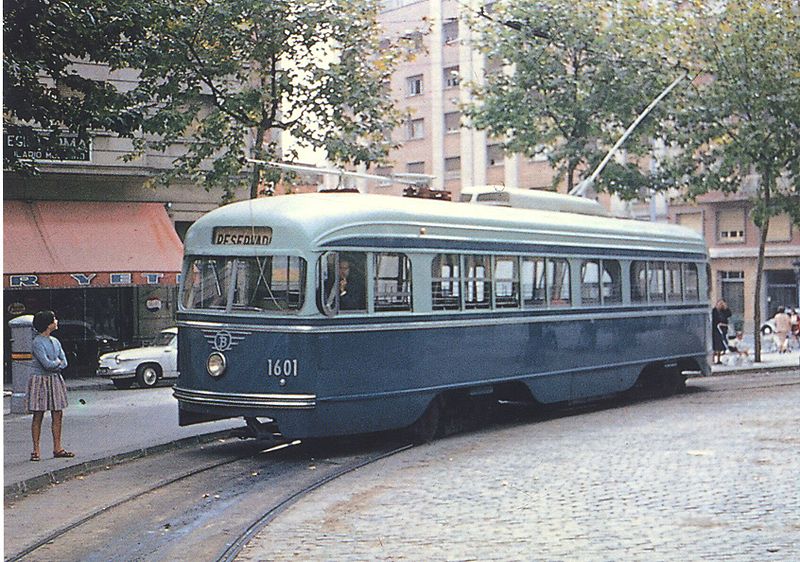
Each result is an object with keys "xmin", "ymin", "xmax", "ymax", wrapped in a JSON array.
[{"xmin": 4, "ymin": 435, "xmax": 413, "ymax": 562}]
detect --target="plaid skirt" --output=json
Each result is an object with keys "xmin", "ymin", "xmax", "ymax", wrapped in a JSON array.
[{"xmin": 26, "ymin": 373, "xmax": 69, "ymax": 412}]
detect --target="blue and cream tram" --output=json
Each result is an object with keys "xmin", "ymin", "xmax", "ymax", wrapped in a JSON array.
[{"xmin": 173, "ymin": 192, "xmax": 710, "ymax": 440}]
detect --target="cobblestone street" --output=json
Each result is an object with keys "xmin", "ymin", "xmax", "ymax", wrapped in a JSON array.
[{"xmin": 239, "ymin": 371, "xmax": 800, "ymax": 561}]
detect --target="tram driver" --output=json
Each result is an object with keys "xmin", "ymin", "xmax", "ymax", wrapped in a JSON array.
[{"xmin": 326, "ymin": 254, "xmax": 366, "ymax": 311}]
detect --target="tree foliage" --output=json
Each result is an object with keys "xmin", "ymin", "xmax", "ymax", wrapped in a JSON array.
[
  {"xmin": 123, "ymin": 0, "xmax": 405, "ymax": 200},
  {"xmin": 3, "ymin": 0, "xmax": 144, "ymax": 171},
  {"xmin": 464, "ymin": 0, "xmax": 685, "ymax": 195},
  {"xmin": 659, "ymin": 0, "xmax": 800, "ymax": 360},
  {"xmin": 662, "ymin": 0, "xmax": 800, "ymax": 222}
]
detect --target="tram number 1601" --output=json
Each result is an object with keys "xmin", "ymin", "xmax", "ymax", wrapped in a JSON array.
[{"xmin": 267, "ymin": 359, "xmax": 299, "ymax": 378}]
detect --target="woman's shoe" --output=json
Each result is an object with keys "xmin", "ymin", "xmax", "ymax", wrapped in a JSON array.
[
  {"xmin": 30, "ymin": 452, "xmax": 40, "ymax": 462},
  {"xmin": 53, "ymin": 449, "xmax": 75, "ymax": 458}
]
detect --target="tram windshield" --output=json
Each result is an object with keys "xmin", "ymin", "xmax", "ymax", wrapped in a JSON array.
[{"xmin": 182, "ymin": 256, "xmax": 306, "ymax": 312}]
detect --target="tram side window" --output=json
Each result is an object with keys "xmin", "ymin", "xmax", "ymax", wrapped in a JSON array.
[
  {"xmin": 631, "ymin": 261, "xmax": 648, "ymax": 303},
  {"xmin": 374, "ymin": 253, "xmax": 412, "ymax": 312},
  {"xmin": 580, "ymin": 260, "xmax": 601, "ymax": 305},
  {"xmin": 521, "ymin": 257, "xmax": 546, "ymax": 307},
  {"xmin": 432, "ymin": 254, "xmax": 462, "ymax": 310},
  {"xmin": 665, "ymin": 262, "xmax": 682, "ymax": 302},
  {"xmin": 547, "ymin": 258, "xmax": 571, "ymax": 306},
  {"xmin": 648, "ymin": 261, "xmax": 666, "ymax": 302},
  {"xmin": 320, "ymin": 252, "xmax": 367, "ymax": 314},
  {"xmin": 602, "ymin": 260, "xmax": 622, "ymax": 304},
  {"xmin": 464, "ymin": 255, "xmax": 491, "ymax": 309},
  {"xmin": 495, "ymin": 256, "xmax": 520, "ymax": 308},
  {"xmin": 683, "ymin": 263, "xmax": 700, "ymax": 301}
]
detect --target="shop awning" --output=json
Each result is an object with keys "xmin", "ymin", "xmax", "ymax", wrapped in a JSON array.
[{"xmin": 4, "ymin": 201, "xmax": 184, "ymax": 289}]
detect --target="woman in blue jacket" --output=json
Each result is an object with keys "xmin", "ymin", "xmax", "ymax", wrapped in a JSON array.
[{"xmin": 28, "ymin": 310, "xmax": 74, "ymax": 461}]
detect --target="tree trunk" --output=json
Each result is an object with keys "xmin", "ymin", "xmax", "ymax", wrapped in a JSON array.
[
  {"xmin": 753, "ymin": 172, "xmax": 772, "ymax": 362},
  {"xmin": 249, "ymin": 123, "xmax": 269, "ymax": 200}
]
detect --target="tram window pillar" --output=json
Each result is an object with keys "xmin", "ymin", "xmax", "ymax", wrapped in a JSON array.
[
  {"xmin": 619, "ymin": 261, "xmax": 631, "ymax": 304},
  {"xmin": 412, "ymin": 254, "xmax": 434, "ymax": 312}
]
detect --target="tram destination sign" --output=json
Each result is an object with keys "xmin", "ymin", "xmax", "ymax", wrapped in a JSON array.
[{"xmin": 213, "ymin": 227, "xmax": 272, "ymax": 246}]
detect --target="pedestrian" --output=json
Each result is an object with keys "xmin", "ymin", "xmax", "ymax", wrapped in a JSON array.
[
  {"xmin": 711, "ymin": 299, "xmax": 732, "ymax": 364},
  {"xmin": 790, "ymin": 307, "xmax": 800, "ymax": 349},
  {"xmin": 772, "ymin": 306, "xmax": 792, "ymax": 354},
  {"xmin": 28, "ymin": 310, "xmax": 75, "ymax": 461}
]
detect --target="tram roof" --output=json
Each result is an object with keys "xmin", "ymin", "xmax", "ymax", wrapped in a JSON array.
[{"xmin": 184, "ymin": 193, "xmax": 707, "ymax": 257}]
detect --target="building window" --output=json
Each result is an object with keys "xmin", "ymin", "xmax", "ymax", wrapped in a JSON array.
[
  {"xmin": 406, "ymin": 161, "xmax": 425, "ymax": 174},
  {"xmin": 717, "ymin": 209, "xmax": 745, "ymax": 243},
  {"xmin": 445, "ymin": 156, "xmax": 460, "ymax": 179},
  {"xmin": 766, "ymin": 213, "xmax": 792, "ymax": 242},
  {"xmin": 442, "ymin": 20, "xmax": 459, "ymax": 44},
  {"xmin": 445, "ymin": 111, "xmax": 461, "ymax": 133},
  {"xmin": 487, "ymin": 144, "xmax": 504, "ymax": 167},
  {"xmin": 406, "ymin": 118, "xmax": 425, "ymax": 140},
  {"xmin": 444, "ymin": 66, "xmax": 460, "ymax": 88},
  {"xmin": 407, "ymin": 74, "xmax": 423, "ymax": 96}
]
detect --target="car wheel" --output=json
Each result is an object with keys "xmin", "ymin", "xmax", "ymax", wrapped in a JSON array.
[
  {"xmin": 112, "ymin": 379, "xmax": 134, "ymax": 390},
  {"xmin": 761, "ymin": 325, "xmax": 773, "ymax": 335},
  {"xmin": 136, "ymin": 364, "xmax": 161, "ymax": 388}
]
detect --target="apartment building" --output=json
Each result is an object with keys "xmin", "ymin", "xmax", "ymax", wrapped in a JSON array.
[{"xmin": 375, "ymin": 0, "xmax": 558, "ymax": 198}]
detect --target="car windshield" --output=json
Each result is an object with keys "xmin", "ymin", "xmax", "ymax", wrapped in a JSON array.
[
  {"xmin": 153, "ymin": 332, "xmax": 175, "ymax": 346},
  {"xmin": 181, "ymin": 256, "xmax": 306, "ymax": 313}
]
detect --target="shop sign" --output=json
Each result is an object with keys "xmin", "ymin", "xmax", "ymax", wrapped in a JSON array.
[
  {"xmin": 4, "ymin": 125, "xmax": 91, "ymax": 162},
  {"xmin": 6, "ymin": 272, "xmax": 179, "ymax": 289},
  {"xmin": 7, "ymin": 302, "xmax": 26, "ymax": 315}
]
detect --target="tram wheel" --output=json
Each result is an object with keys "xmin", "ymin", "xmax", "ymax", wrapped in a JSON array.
[
  {"xmin": 657, "ymin": 368, "xmax": 684, "ymax": 397},
  {"xmin": 136, "ymin": 364, "xmax": 161, "ymax": 388},
  {"xmin": 406, "ymin": 396, "xmax": 443, "ymax": 444}
]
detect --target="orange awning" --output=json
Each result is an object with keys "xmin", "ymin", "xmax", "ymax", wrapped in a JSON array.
[{"xmin": 4, "ymin": 201, "xmax": 184, "ymax": 289}]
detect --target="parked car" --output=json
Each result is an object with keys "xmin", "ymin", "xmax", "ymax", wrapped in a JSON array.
[
  {"xmin": 97, "ymin": 327, "xmax": 178, "ymax": 389},
  {"xmin": 761, "ymin": 319, "xmax": 777, "ymax": 335},
  {"xmin": 53, "ymin": 320, "xmax": 119, "ymax": 377}
]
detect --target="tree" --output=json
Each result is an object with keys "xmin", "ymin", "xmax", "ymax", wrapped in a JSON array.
[
  {"xmin": 662, "ymin": 0, "xmax": 800, "ymax": 361},
  {"xmin": 122, "ymin": 0, "xmax": 406, "ymax": 200},
  {"xmin": 3, "ymin": 0, "xmax": 146, "ymax": 171},
  {"xmin": 463, "ymin": 0, "xmax": 686, "ymax": 195}
]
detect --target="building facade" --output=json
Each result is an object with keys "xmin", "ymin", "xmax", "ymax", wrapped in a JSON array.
[
  {"xmin": 3, "ymin": 62, "xmax": 249, "ymax": 377},
  {"xmin": 376, "ymin": 0, "xmax": 557, "ymax": 199},
  {"xmin": 669, "ymin": 191, "xmax": 799, "ymax": 333}
]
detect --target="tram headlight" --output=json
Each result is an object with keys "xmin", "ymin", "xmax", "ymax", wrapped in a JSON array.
[{"xmin": 207, "ymin": 352, "xmax": 227, "ymax": 378}]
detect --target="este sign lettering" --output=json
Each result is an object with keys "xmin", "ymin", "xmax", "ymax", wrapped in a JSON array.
[{"xmin": 213, "ymin": 227, "xmax": 272, "ymax": 246}]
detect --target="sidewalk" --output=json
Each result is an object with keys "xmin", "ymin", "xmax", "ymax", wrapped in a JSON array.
[
  {"xmin": 4, "ymin": 352, "xmax": 798, "ymax": 497},
  {"xmin": 3, "ymin": 376, "xmax": 242, "ymax": 497}
]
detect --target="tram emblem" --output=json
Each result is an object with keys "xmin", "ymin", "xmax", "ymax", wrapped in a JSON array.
[{"xmin": 202, "ymin": 329, "xmax": 250, "ymax": 352}]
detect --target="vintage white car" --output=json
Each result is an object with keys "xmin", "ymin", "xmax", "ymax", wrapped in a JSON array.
[{"xmin": 97, "ymin": 327, "xmax": 178, "ymax": 389}]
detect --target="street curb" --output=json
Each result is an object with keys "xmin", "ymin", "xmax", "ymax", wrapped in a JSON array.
[
  {"xmin": 3, "ymin": 429, "xmax": 237, "ymax": 499},
  {"xmin": 709, "ymin": 364, "xmax": 799, "ymax": 377}
]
